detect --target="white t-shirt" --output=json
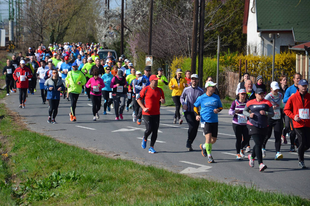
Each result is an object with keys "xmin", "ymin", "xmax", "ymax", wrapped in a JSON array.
[{"xmin": 37, "ymin": 66, "xmax": 49, "ymax": 83}]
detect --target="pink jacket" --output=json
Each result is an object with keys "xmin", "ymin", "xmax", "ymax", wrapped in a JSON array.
[{"xmin": 86, "ymin": 77, "xmax": 104, "ymax": 96}]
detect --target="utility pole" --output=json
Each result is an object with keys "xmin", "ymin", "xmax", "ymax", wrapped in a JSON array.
[
  {"xmin": 216, "ymin": 35, "xmax": 220, "ymax": 87},
  {"xmin": 148, "ymin": 0, "xmax": 154, "ymax": 55},
  {"xmin": 198, "ymin": 0, "xmax": 205, "ymax": 88},
  {"xmin": 191, "ymin": 0, "xmax": 198, "ymax": 75},
  {"xmin": 8, "ymin": 0, "xmax": 14, "ymax": 42},
  {"xmin": 120, "ymin": 0, "xmax": 124, "ymax": 55},
  {"xmin": 272, "ymin": 33, "xmax": 275, "ymax": 82}
]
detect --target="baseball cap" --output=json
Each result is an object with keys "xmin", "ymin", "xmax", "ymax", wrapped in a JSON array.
[
  {"xmin": 48, "ymin": 59, "xmax": 53, "ymax": 62},
  {"xmin": 95, "ymin": 57, "xmax": 99, "ymax": 60},
  {"xmin": 28, "ymin": 47, "xmax": 31, "ymax": 50},
  {"xmin": 53, "ymin": 53, "xmax": 57, "ymax": 56},
  {"xmin": 72, "ymin": 62, "xmax": 78, "ymax": 67},
  {"xmin": 270, "ymin": 81, "xmax": 280, "ymax": 90},
  {"xmin": 136, "ymin": 71, "xmax": 142, "ymax": 75},
  {"xmin": 87, "ymin": 57, "xmax": 93, "ymax": 61},
  {"xmin": 205, "ymin": 81, "xmax": 217, "ymax": 88},
  {"xmin": 64, "ymin": 56, "xmax": 69, "ymax": 61},
  {"xmin": 238, "ymin": 88, "xmax": 246, "ymax": 94},
  {"xmin": 144, "ymin": 66, "xmax": 151, "ymax": 71},
  {"xmin": 298, "ymin": 79, "xmax": 308, "ymax": 86},
  {"xmin": 256, "ymin": 88, "xmax": 265, "ymax": 94},
  {"xmin": 129, "ymin": 63, "xmax": 133, "ymax": 67},
  {"xmin": 149, "ymin": 75, "xmax": 158, "ymax": 81},
  {"xmin": 176, "ymin": 68, "xmax": 182, "ymax": 73},
  {"xmin": 191, "ymin": 74, "xmax": 198, "ymax": 79},
  {"xmin": 20, "ymin": 60, "xmax": 25, "ymax": 64},
  {"xmin": 158, "ymin": 68, "xmax": 163, "ymax": 71},
  {"xmin": 124, "ymin": 59, "xmax": 130, "ymax": 62}
]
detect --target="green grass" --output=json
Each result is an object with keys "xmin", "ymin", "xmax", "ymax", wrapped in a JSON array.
[{"xmin": 0, "ymin": 103, "xmax": 309, "ymax": 205}]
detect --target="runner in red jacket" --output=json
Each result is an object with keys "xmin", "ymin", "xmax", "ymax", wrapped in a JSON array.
[
  {"xmin": 284, "ymin": 79, "xmax": 310, "ymax": 169},
  {"xmin": 13, "ymin": 60, "xmax": 33, "ymax": 108}
]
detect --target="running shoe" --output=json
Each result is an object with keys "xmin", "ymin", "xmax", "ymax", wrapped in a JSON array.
[
  {"xmin": 208, "ymin": 156, "xmax": 215, "ymax": 163},
  {"xmin": 187, "ymin": 146, "xmax": 193, "ymax": 151},
  {"xmin": 173, "ymin": 118, "xmax": 177, "ymax": 124},
  {"xmin": 69, "ymin": 113, "xmax": 74, "ymax": 122},
  {"xmin": 93, "ymin": 117, "xmax": 96, "ymax": 121},
  {"xmin": 111, "ymin": 104, "xmax": 113, "ymax": 109},
  {"xmin": 51, "ymin": 120, "xmax": 57, "ymax": 124},
  {"xmin": 129, "ymin": 104, "xmax": 133, "ymax": 109},
  {"xmin": 84, "ymin": 91, "xmax": 87, "ymax": 95},
  {"xmin": 103, "ymin": 111, "xmax": 107, "ymax": 115},
  {"xmin": 236, "ymin": 154, "xmax": 242, "ymax": 160},
  {"xmin": 137, "ymin": 119, "xmax": 141, "ymax": 125},
  {"xmin": 107, "ymin": 106, "xmax": 111, "ymax": 111},
  {"xmin": 141, "ymin": 138, "xmax": 147, "ymax": 149},
  {"xmin": 290, "ymin": 145, "xmax": 295, "ymax": 152},
  {"xmin": 22, "ymin": 104, "xmax": 25, "ymax": 109},
  {"xmin": 34, "ymin": 89, "xmax": 37, "ymax": 92},
  {"xmin": 240, "ymin": 149, "xmax": 245, "ymax": 158},
  {"xmin": 6, "ymin": 93, "xmax": 9, "ymax": 96},
  {"xmin": 148, "ymin": 147, "xmax": 156, "ymax": 154},
  {"xmin": 179, "ymin": 119, "xmax": 183, "ymax": 125},
  {"xmin": 47, "ymin": 117, "xmax": 51, "ymax": 123},
  {"xmin": 298, "ymin": 161, "xmax": 307, "ymax": 169},
  {"xmin": 115, "ymin": 117, "xmax": 119, "ymax": 121},
  {"xmin": 119, "ymin": 114, "xmax": 123, "ymax": 120},
  {"xmin": 73, "ymin": 116, "xmax": 77, "ymax": 121},
  {"xmin": 126, "ymin": 107, "xmax": 129, "ymax": 112},
  {"xmin": 96, "ymin": 113, "xmax": 100, "ymax": 119},
  {"xmin": 262, "ymin": 148, "xmax": 266, "ymax": 158},
  {"xmin": 275, "ymin": 152, "xmax": 283, "ymax": 160},
  {"xmin": 10, "ymin": 89, "xmax": 13, "ymax": 93},
  {"xmin": 19, "ymin": 104, "xmax": 22, "ymax": 108},
  {"xmin": 259, "ymin": 163, "xmax": 267, "ymax": 172},
  {"xmin": 132, "ymin": 114, "xmax": 137, "ymax": 122},
  {"xmin": 199, "ymin": 144, "xmax": 207, "ymax": 157},
  {"xmin": 281, "ymin": 134, "xmax": 287, "ymax": 144},
  {"xmin": 67, "ymin": 97, "xmax": 70, "ymax": 101},
  {"xmin": 245, "ymin": 146, "xmax": 251, "ymax": 153},
  {"xmin": 248, "ymin": 154, "xmax": 254, "ymax": 167}
]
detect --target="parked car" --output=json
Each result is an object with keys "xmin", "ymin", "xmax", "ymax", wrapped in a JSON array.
[{"xmin": 98, "ymin": 49, "xmax": 118, "ymax": 62}]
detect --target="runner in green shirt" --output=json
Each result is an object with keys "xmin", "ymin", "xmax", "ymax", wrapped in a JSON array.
[
  {"xmin": 126, "ymin": 67, "xmax": 136, "ymax": 112},
  {"xmin": 82, "ymin": 57, "xmax": 95, "ymax": 100},
  {"xmin": 157, "ymin": 68, "xmax": 168, "ymax": 90}
]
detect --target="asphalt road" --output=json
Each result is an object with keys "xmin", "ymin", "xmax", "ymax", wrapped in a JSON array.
[{"xmin": 4, "ymin": 88, "xmax": 310, "ymax": 199}]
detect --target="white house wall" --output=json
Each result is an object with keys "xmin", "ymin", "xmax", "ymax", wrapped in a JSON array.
[{"xmin": 260, "ymin": 33, "xmax": 295, "ymax": 56}]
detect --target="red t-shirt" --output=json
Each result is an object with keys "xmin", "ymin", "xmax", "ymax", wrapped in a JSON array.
[{"xmin": 139, "ymin": 86, "xmax": 165, "ymax": 116}]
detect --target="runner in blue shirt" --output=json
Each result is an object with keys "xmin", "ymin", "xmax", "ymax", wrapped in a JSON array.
[
  {"xmin": 59, "ymin": 56, "xmax": 72, "ymax": 100},
  {"xmin": 194, "ymin": 81, "xmax": 223, "ymax": 163}
]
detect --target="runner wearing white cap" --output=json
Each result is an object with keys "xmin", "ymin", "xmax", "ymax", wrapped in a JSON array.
[
  {"xmin": 262, "ymin": 81, "xmax": 284, "ymax": 160},
  {"xmin": 194, "ymin": 81, "xmax": 223, "ymax": 163}
]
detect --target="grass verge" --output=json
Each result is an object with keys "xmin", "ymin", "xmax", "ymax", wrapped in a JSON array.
[{"xmin": 0, "ymin": 104, "xmax": 309, "ymax": 205}]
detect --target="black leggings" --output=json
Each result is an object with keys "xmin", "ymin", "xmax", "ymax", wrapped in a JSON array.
[
  {"xmin": 134, "ymin": 96, "xmax": 142, "ymax": 119},
  {"xmin": 48, "ymin": 99, "xmax": 60, "ymax": 119},
  {"xmin": 5, "ymin": 78, "xmax": 14, "ymax": 93},
  {"xmin": 172, "ymin": 96, "xmax": 181, "ymax": 119},
  {"xmin": 127, "ymin": 92, "xmax": 132, "ymax": 107},
  {"xmin": 263, "ymin": 119, "xmax": 283, "ymax": 152},
  {"xmin": 143, "ymin": 115, "xmax": 160, "ymax": 147},
  {"xmin": 18, "ymin": 88, "xmax": 27, "ymax": 104},
  {"xmin": 69, "ymin": 93, "xmax": 79, "ymax": 116},
  {"xmin": 184, "ymin": 112, "xmax": 200, "ymax": 147},
  {"xmin": 85, "ymin": 77, "xmax": 91, "ymax": 99},
  {"xmin": 102, "ymin": 91, "xmax": 113, "ymax": 112},
  {"xmin": 41, "ymin": 89, "xmax": 47, "ymax": 103},
  {"xmin": 295, "ymin": 128, "xmax": 310, "ymax": 162},
  {"xmin": 91, "ymin": 95, "xmax": 101, "ymax": 116},
  {"xmin": 232, "ymin": 123, "xmax": 250, "ymax": 154},
  {"xmin": 251, "ymin": 134, "xmax": 265, "ymax": 164},
  {"xmin": 285, "ymin": 116, "xmax": 296, "ymax": 146}
]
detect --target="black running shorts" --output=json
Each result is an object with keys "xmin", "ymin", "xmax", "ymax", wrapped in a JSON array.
[{"xmin": 203, "ymin": 122, "xmax": 218, "ymax": 138}]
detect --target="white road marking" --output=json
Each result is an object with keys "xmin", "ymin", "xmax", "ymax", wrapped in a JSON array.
[
  {"xmin": 289, "ymin": 152, "xmax": 310, "ymax": 158},
  {"xmin": 179, "ymin": 161, "xmax": 212, "ymax": 174},
  {"xmin": 76, "ymin": 125, "xmax": 96, "ymax": 131},
  {"xmin": 222, "ymin": 152, "xmax": 237, "ymax": 156},
  {"xmin": 136, "ymin": 137, "xmax": 166, "ymax": 143},
  {"xmin": 112, "ymin": 126, "xmax": 162, "ymax": 133},
  {"xmin": 87, "ymin": 104, "xmax": 92, "ymax": 107},
  {"xmin": 160, "ymin": 123, "xmax": 180, "ymax": 128}
]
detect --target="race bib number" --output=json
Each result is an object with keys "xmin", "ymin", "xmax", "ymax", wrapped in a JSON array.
[
  {"xmin": 117, "ymin": 86, "xmax": 123, "ymax": 93},
  {"xmin": 20, "ymin": 75, "xmax": 26, "ymax": 81},
  {"xmin": 39, "ymin": 72, "xmax": 45, "ymax": 79},
  {"xmin": 127, "ymin": 93, "xmax": 132, "ymax": 99},
  {"xmin": 7, "ymin": 69, "xmax": 12, "ymax": 74},
  {"xmin": 273, "ymin": 109, "xmax": 281, "ymax": 119},
  {"xmin": 93, "ymin": 86, "xmax": 99, "ymax": 92},
  {"xmin": 299, "ymin": 108, "xmax": 310, "ymax": 119},
  {"xmin": 237, "ymin": 114, "xmax": 247, "ymax": 124},
  {"xmin": 63, "ymin": 69, "xmax": 68, "ymax": 72},
  {"xmin": 200, "ymin": 122, "xmax": 205, "ymax": 128}
]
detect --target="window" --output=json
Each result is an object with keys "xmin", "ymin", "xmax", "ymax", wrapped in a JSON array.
[{"xmin": 280, "ymin": 46, "xmax": 289, "ymax": 53}]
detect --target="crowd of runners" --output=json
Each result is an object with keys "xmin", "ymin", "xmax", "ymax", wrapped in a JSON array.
[{"xmin": 2, "ymin": 42, "xmax": 309, "ymax": 171}]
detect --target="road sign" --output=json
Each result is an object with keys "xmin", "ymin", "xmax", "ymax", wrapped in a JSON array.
[{"xmin": 145, "ymin": 55, "xmax": 153, "ymax": 66}]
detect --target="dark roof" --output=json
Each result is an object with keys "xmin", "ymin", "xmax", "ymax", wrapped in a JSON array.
[
  {"xmin": 256, "ymin": 0, "xmax": 310, "ymax": 42},
  {"xmin": 290, "ymin": 42, "xmax": 310, "ymax": 51}
]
